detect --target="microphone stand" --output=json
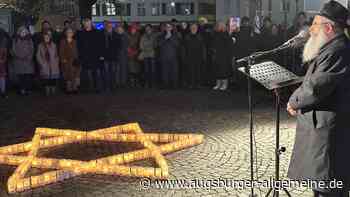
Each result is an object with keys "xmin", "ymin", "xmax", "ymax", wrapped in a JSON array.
[{"xmin": 235, "ymin": 43, "xmax": 292, "ymax": 197}]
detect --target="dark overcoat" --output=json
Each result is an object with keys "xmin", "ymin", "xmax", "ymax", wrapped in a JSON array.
[
  {"xmin": 210, "ymin": 31, "xmax": 234, "ymax": 79},
  {"xmin": 158, "ymin": 34, "xmax": 180, "ymax": 63},
  {"xmin": 235, "ymin": 26, "xmax": 256, "ymax": 59},
  {"xmin": 116, "ymin": 33, "xmax": 129, "ymax": 65},
  {"xmin": 182, "ymin": 33, "xmax": 206, "ymax": 69},
  {"xmin": 76, "ymin": 29, "xmax": 103, "ymax": 68},
  {"xmin": 101, "ymin": 31, "xmax": 118, "ymax": 61},
  {"xmin": 287, "ymin": 34, "xmax": 350, "ymax": 191}
]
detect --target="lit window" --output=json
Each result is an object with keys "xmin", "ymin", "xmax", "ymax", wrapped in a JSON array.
[
  {"xmin": 92, "ymin": 4, "xmax": 98, "ymax": 16},
  {"xmin": 106, "ymin": 2, "xmax": 116, "ymax": 16}
]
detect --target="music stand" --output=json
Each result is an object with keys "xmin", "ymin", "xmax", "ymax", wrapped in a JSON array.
[{"xmin": 238, "ymin": 61, "xmax": 303, "ymax": 197}]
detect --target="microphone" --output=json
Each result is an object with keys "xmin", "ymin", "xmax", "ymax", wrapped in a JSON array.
[{"xmin": 282, "ymin": 29, "xmax": 309, "ymax": 48}]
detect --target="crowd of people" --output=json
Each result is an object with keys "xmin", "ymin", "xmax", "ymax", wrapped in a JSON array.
[{"xmin": 0, "ymin": 13, "xmax": 312, "ymax": 98}]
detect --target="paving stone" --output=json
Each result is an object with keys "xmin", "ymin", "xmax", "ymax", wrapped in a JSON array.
[{"xmin": 0, "ymin": 89, "xmax": 313, "ymax": 196}]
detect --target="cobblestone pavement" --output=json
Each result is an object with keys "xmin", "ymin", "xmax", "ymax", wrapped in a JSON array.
[{"xmin": 0, "ymin": 88, "xmax": 313, "ymax": 197}]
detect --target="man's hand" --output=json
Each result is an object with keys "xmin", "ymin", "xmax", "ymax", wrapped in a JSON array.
[{"xmin": 287, "ymin": 103, "xmax": 298, "ymax": 116}]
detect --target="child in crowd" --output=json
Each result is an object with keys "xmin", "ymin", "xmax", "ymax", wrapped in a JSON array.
[{"xmin": 36, "ymin": 32, "xmax": 60, "ymax": 96}]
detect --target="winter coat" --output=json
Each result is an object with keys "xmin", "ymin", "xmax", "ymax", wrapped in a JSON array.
[
  {"xmin": 287, "ymin": 34, "xmax": 350, "ymax": 191},
  {"xmin": 257, "ymin": 30, "xmax": 284, "ymax": 64},
  {"xmin": 0, "ymin": 29, "xmax": 11, "ymax": 49},
  {"xmin": 128, "ymin": 33, "xmax": 140, "ymax": 73},
  {"xmin": 102, "ymin": 31, "xmax": 118, "ymax": 61},
  {"xmin": 210, "ymin": 31, "xmax": 235, "ymax": 79},
  {"xmin": 36, "ymin": 42, "xmax": 60, "ymax": 79},
  {"xmin": 257, "ymin": 29, "xmax": 282, "ymax": 51},
  {"xmin": 128, "ymin": 33, "xmax": 140, "ymax": 58},
  {"xmin": 158, "ymin": 33, "xmax": 180, "ymax": 62},
  {"xmin": 116, "ymin": 33, "xmax": 128, "ymax": 65},
  {"xmin": 59, "ymin": 39, "xmax": 81, "ymax": 81},
  {"xmin": 182, "ymin": 33, "xmax": 206, "ymax": 68},
  {"xmin": 235, "ymin": 26, "xmax": 257, "ymax": 59},
  {"xmin": 76, "ymin": 29, "xmax": 103, "ymax": 68},
  {"xmin": 140, "ymin": 33, "xmax": 156, "ymax": 58},
  {"xmin": 12, "ymin": 38, "xmax": 35, "ymax": 75}
]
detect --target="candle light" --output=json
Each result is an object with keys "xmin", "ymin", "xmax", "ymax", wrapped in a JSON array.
[{"xmin": 0, "ymin": 123, "xmax": 204, "ymax": 194}]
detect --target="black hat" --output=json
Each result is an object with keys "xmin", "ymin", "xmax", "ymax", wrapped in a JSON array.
[{"xmin": 319, "ymin": 0, "xmax": 349, "ymax": 27}]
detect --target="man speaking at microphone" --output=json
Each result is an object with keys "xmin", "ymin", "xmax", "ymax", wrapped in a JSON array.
[{"xmin": 287, "ymin": 1, "xmax": 350, "ymax": 197}]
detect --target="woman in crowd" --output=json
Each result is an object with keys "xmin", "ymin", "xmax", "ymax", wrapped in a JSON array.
[
  {"xmin": 101, "ymin": 21, "xmax": 118, "ymax": 91},
  {"xmin": 210, "ymin": 22, "xmax": 234, "ymax": 91},
  {"xmin": 257, "ymin": 17, "xmax": 275, "ymax": 51},
  {"xmin": 270, "ymin": 24, "xmax": 284, "ymax": 64},
  {"xmin": 182, "ymin": 23, "xmax": 206, "ymax": 89},
  {"xmin": 287, "ymin": 12, "xmax": 308, "ymax": 38},
  {"xmin": 12, "ymin": 26, "xmax": 35, "ymax": 95},
  {"xmin": 36, "ymin": 32, "xmax": 60, "ymax": 96},
  {"xmin": 235, "ymin": 16, "xmax": 256, "ymax": 59},
  {"xmin": 115, "ymin": 25, "xmax": 129, "ymax": 87},
  {"xmin": 139, "ymin": 24, "xmax": 156, "ymax": 88},
  {"xmin": 59, "ymin": 27, "xmax": 81, "ymax": 94},
  {"xmin": 127, "ymin": 25, "xmax": 141, "ymax": 87},
  {"xmin": 158, "ymin": 23, "xmax": 180, "ymax": 89}
]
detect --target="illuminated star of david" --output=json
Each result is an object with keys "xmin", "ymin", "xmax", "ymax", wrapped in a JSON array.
[{"xmin": 0, "ymin": 123, "xmax": 204, "ymax": 194}]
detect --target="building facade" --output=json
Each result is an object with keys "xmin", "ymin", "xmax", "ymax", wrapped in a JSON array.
[
  {"xmin": 216, "ymin": 0, "xmax": 304, "ymax": 26},
  {"xmin": 215, "ymin": 0, "xmax": 243, "ymax": 22},
  {"xmin": 258, "ymin": 0, "xmax": 348, "ymax": 26},
  {"xmin": 40, "ymin": 0, "xmax": 305, "ymax": 27},
  {"xmin": 41, "ymin": 0, "xmax": 80, "ymax": 17},
  {"xmin": 17, "ymin": 0, "xmax": 348, "ymax": 28},
  {"xmin": 91, "ymin": 0, "xmax": 216, "ymax": 24},
  {"xmin": 302, "ymin": 0, "xmax": 348, "ymax": 13},
  {"xmin": 259, "ymin": 0, "xmax": 304, "ymax": 25}
]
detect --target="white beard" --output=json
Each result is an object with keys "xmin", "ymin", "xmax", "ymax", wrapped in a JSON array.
[{"xmin": 302, "ymin": 29, "xmax": 328, "ymax": 63}]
